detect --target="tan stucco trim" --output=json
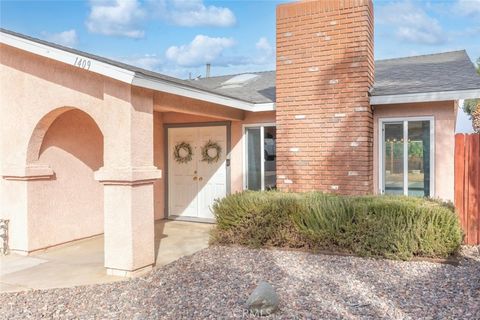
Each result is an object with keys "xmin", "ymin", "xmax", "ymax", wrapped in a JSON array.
[
  {"xmin": 1, "ymin": 164, "xmax": 54, "ymax": 180},
  {"xmin": 94, "ymin": 166, "xmax": 162, "ymax": 185}
]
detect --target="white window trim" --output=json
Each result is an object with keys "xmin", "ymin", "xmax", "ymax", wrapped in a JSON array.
[
  {"xmin": 242, "ymin": 123, "xmax": 276, "ymax": 191},
  {"xmin": 378, "ymin": 116, "xmax": 435, "ymax": 197}
]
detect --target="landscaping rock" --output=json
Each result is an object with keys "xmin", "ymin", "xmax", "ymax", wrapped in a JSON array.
[
  {"xmin": 1, "ymin": 246, "xmax": 480, "ymax": 319},
  {"xmin": 246, "ymin": 280, "xmax": 279, "ymax": 316}
]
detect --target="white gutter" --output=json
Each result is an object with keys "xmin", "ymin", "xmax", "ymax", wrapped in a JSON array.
[
  {"xmin": 253, "ymin": 102, "xmax": 276, "ymax": 111},
  {"xmin": 0, "ymin": 31, "xmax": 136, "ymax": 84},
  {"xmin": 1, "ymin": 30, "xmax": 275, "ymax": 112},
  {"xmin": 132, "ymin": 76, "xmax": 265, "ymax": 111},
  {"xmin": 371, "ymin": 89, "xmax": 480, "ymax": 105}
]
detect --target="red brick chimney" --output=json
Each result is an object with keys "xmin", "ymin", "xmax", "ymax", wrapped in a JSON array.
[{"xmin": 276, "ymin": 0, "xmax": 374, "ymax": 194}]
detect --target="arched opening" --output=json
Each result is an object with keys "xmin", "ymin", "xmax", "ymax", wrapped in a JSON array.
[{"xmin": 26, "ymin": 108, "xmax": 104, "ymax": 250}]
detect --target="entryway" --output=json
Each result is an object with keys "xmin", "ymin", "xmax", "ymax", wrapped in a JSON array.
[{"xmin": 167, "ymin": 124, "xmax": 229, "ymax": 221}]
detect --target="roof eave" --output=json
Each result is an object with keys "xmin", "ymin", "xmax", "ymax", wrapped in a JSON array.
[
  {"xmin": 132, "ymin": 75, "xmax": 276, "ymax": 111},
  {"xmin": 1, "ymin": 30, "xmax": 275, "ymax": 113},
  {"xmin": 0, "ymin": 30, "xmax": 136, "ymax": 83},
  {"xmin": 370, "ymin": 89, "xmax": 480, "ymax": 105}
]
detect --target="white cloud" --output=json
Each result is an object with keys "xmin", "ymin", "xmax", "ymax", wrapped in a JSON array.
[
  {"xmin": 165, "ymin": 35, "xmax": 235, "ymax": 67},
  {"xmin": 256, "ymin": 37, "xmax": 271, "ymax": 51},
  {"xmin": 377, "ymin": 1, "xmax": 446, "ymax": 45},
  {"xmin": 162, "ymin": 36, "xmax": 275, "ymax": 78},
  {"xmin": 456, "ymin": 0, "xmax": 480, "ymax": 16},
  {"xmin": 120, "ymin": 54, "xmax": 163, "ymax": 71},
  {"xmin": 116, "ymin": 36, "xmax": 274, "ymax": 79},
  {"xmin": 86, "ymin": 0, "xmax": 235, "ymax": 38},
  {"xmin": 254, "ymin": 37, "xmax": 275, "ymax": 64},
  {"xmin": 86, "ymin": 0, "xmax": 146, "ymax": 38},
  {"xmin": 43, "ymin": 29, "xmax": 78, "ymax": 47},
  {"xmin": 167, "ymin": 0, "xmax": 236, "ymax": 27}
]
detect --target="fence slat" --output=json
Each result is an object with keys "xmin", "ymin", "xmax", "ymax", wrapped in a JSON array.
[
  {"xmin": 455, "ymin": 134, "xmax": 466, "ymax": 230},
  {"xmin": 468, "ymin": 135, "xmax": 479, "ymax": 244},
  {"xmin": 455, "ymin": 133, "xmax": 480, "ymax": 245},
  {"xmin": 478, "ymin": 135, "xmax": 480, "ymax": 245},
  {"xmin": 464, "ymin": 134, "xmax": 469, "ymax": 242}
]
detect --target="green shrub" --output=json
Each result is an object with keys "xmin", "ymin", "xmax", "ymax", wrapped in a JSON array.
[
  {"xmin": 210, "ymin": 191, "xmax": 463, "ymax": 260},
  {"xmin": 292, "ymin": 192, "xmax": 356, "ymax": 250},
  {"xmin": 345, "ymin": 196, "xmax": 461, "ymax": 259},
  {"xmin": 210, "ymin": 191, "xmax": 305, "ymax": 248}
]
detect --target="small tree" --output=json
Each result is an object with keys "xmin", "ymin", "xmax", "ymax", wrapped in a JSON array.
[
  {"xmin": 464, "ymin": 99, "xmax": 479, "ymax": 116},
  {"xmin": 473, "ymin": 101, "xmax": 480, "ymax": 133},
  {"xmin": 462, "ymin": 57, "xmax": 480, "ymax": 117}
]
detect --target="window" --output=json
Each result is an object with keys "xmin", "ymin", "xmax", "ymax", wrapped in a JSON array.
[
  {"xmin": 379, "ymin": 117, "xmax": 434, "ymax": 197},
  {"xmin": 244, "ymin": 124, "xmax": 276, "ymax": 190}
]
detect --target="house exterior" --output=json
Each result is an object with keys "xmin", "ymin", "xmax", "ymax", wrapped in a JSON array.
[{"xmin": 1, "ymin": 0, "xmax": 480, "ymax": 276}]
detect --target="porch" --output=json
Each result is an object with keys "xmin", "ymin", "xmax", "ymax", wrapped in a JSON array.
[
  {"xmin": 0, "ymin": 220, "xmax": 212, "ymax": 292},
  {"xmin": 0, "ymin": 39, "xmax": 275, "ymax": 277}
]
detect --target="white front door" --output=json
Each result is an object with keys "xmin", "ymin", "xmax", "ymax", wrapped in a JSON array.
[{"xmin": 168, "ymin": 125, "xmax": 227, "ymax": 220}]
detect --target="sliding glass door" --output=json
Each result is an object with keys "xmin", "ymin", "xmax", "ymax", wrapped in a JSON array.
[
  {"xmin": 245, "ymin": 124, "xmax": 276, "ymax": 190},
  {"xmin": 383, "ymin": 122, "xmax": 404, "ymax": 195},
  {"xmin": 245, "ymin": 127, "xmax": 262, "ymax": 190},
  {"xmin": 380, "ymin": 118, "xmax": 433, "ymax": 197}
]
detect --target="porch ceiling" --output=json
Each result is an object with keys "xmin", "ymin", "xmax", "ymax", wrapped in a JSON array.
[{"xmin": 153, "ymin": 92, "xmax": 245, "ymax": 121}]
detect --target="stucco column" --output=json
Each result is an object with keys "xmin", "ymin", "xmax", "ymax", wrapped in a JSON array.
[
  {"xmin": 94, "ymin": 167, "xmax": 160, "ymax": 276},
  {"xmin": 95, "ymin": 85, "xmax": 161, "ymax": 277},
  {"xmin": 1, "ymin": 165, "xmax": 54, "ymax": 254}
]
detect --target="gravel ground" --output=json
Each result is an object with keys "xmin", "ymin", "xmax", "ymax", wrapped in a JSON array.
[{"xmin": 1, "ymin": 246, "xmax": 480, "ymax": 320}]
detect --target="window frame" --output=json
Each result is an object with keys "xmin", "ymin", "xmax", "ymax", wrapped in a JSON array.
[
  {"xmin": 242, "ymin": 123, "xmax": 276, "ymax": 191},
  {"xmin": 378, "ymin": 116, "xmax": 435, "ymax": 197}
]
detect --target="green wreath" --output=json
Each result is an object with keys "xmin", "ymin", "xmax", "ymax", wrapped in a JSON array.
[
  {"xmin": 201, "ymin": 140, "xmax": 222, "ymax": 164},
  {"xmin": 173, "ymin": 142, "xmax": 193, "ymax": 164}
]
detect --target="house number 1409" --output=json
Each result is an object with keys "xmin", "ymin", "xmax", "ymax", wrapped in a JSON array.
[{"xmin": 73, "ymin": 57, "xmax": 91, "ymax": 70}]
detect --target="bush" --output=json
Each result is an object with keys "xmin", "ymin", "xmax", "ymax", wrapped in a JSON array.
[
  {"xmin": 210, "ymin": 191, "xmax": 463, "ymax": 260},
  {"xmin": 210, "ymin": 191, "xmax": 305, "ymax": 247}
]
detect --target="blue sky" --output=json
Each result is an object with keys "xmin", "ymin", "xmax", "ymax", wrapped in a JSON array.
[
  {"xmin": 1, "ymin": 0, "xmax": 479, "ymax": 80},
  {"xmin": 1, "ymin": 0, "xmax": 478, "ymax": 131},
  {"xmin": 0, "ymin": 0, "xmax": 480, "ymax": 78}
]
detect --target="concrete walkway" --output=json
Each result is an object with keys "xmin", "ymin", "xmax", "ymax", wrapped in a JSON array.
[{"xmin": 0, "ymin": 220, "xmax": 213, "ymax": 292}]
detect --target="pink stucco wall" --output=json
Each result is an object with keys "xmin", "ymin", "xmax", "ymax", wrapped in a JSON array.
[
  {"xmin": 28, "ymin": 109, "xmax": 104, "ymax": 249},
  {"xmin": 373, "ymin": 101, "xmax": 456, "ymax": 201},
  {"xmin": 1, "ymin": 44, "xmax": 160, "ymax": 273},
  {"xmin": 1, "ymin": 44, "xmax": 111, "ymax": 252}
]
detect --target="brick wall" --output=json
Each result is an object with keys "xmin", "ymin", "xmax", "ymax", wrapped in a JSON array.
[{"xmin": 275, "ymin": 0, "xmax": 374, "ymax": 194}]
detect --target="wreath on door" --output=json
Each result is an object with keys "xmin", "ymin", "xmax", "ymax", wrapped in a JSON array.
[
  {"xmin": 173, "ymin": 142, "xmax": 193, "ymax": 164},
  {"xmin": 201, "ymin": 140, "xmax": 222, "ymax": 164}
]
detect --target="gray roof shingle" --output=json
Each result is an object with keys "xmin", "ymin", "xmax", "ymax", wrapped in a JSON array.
[
  {"xmin": 187, "ymin": 71, "xmax": 276, "ymax": 104},
  {"xmin": 2, "ymin": 28, "xmax": 479, "ymax": 104},
  {"xmin": 372, "ymin": 50, "xmax": 480, "ymax": 96},
  {"xmin": 190, "ymin": 50, "xmax": 480, "ymax": 102}
]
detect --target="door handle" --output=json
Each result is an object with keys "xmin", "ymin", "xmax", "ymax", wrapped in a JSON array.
[
  {"xmin": 198, "ymin": 177, "xmax": 203, "ymax": 181},
  {"xmin": 193, "ymin": 176, "xmax": 198, "ymax": 181}
]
